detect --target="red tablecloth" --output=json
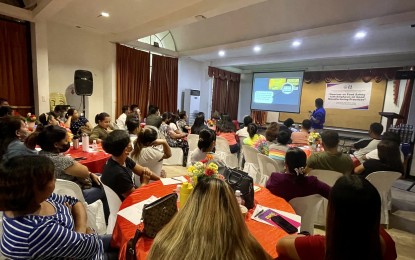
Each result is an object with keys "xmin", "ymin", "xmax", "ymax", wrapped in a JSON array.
[
  {"xmin": 65, "ymin": 144, "xmax": 110, "ymax": 173},
  {"xmin": 111, "ymin": 181, "xmax": 295, "ymax": 259}
]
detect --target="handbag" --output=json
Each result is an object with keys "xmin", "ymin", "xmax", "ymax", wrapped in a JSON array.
[
  {"xmin": 125, "ymin": 193, "xmax": 178, "ymax": 259},
  {"xmin": 142, "ymin": 192, "xmax": 178, "ymax": 238},
  {"xmin": 223, "ymin": 167, "xmax": 255, "ymax": 209}
]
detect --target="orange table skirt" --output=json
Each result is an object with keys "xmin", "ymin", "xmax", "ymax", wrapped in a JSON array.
[
  {"xmin": 65, "ymin": 144, "xmax": 110, "ymax": 173},
  {"xmin": 111, "ymin": 180, "xmax": 295, "ymax": 259}
]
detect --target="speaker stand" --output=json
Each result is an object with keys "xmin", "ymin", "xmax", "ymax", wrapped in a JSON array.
[{"xmin": 81, "ymin": 95, "xmax": 86, "ymax": 116}]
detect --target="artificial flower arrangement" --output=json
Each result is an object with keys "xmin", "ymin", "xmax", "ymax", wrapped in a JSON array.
[
  {"xmin": 26, "ymin": 113, "xmax": 37, "ymax": 122},
  {"xmin": 187, "ymin": 154, "xmax": 224, "ymax": 184},
  {"xmin": 308, "ymin": 131, "xmax": 321, "ymax": 145},
  {"xmin": 207, "ymin": 119, "xmax": 216, "ymax": 127}
]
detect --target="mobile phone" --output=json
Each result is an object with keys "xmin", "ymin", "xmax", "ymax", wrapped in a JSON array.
[
  {"xmin": 74, "ymin": 157, "xmax": 86, "ymax": 161},
  {"xmin": 270, "ymin": 215, "xmax": 298, "ymax": 234}
]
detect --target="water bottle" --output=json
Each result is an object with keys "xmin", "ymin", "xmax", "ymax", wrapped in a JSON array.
[
  {"xmin": 179, "ymin": 182, "xmax": 193, "ymax": 209},
  {"xmin": 176, "ymin": 185, "xmax": 181, "ymax": 202},
  {"xmin": 235, "ymin": 190, "xmax": 244, "ymax": 205},
  {"xmin": 82, "ymin": 133, "xmax": 89, "ymax": 152},
  {"xmin": 92, "ymin": 140, "xmax": 98, "ymax": 151}
]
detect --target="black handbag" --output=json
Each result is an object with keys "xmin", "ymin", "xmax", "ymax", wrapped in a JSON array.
[
  {"xmin": 223, "ymin": 167, "xmax": 255, "ymax": 209},
  {"xmin": 126, "ymin": 229, "xmax": 142, "ymax": 260}
]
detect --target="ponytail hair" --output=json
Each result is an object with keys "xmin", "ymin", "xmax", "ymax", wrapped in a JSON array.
[
  {"xmin": 131, "ymin": 127, "xmax": 158, "ymax": 161},
  {"xmin": 247, "ymin": 123, "xmax": 258, "ymax": 139},
  {"xmin": 197, "ymin": 129, "xmax": 216, "ymax": 152},
  {"xmin": 95, "ymin": 112, "xmax": 110, "ymax": 124}
]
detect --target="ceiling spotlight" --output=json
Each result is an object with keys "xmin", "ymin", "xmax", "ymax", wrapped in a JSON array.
[
  {"xmin": 354, "ymin": 31, "xmax": 367, "ymax": 39},
  {"xmin": 253, "ymin": 46, "xmax": 261, "ymax": 52},
  {"xmin": 292, "ymin": 40, "xmax": 302, "ymax": 47},
  {"xmin": 218, "ymin": 50, "xmax": 225, "ymax": 57},
  {"xmin": 100, "ymin": 12, "xmax": 110, "ymax": 17}
]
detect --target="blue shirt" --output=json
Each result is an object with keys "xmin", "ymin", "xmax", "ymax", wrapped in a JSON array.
[
  {"xmin": 311, "ymin": 107, "xmax": 326, "ymax": 129},
  {"xmin": 1, "ymin": 193, "xmax": 104, "ymax": 259}
]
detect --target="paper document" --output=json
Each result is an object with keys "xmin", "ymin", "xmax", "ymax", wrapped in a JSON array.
[
  {"xmin": 251, "ymin": 205, "xmax": 301, "ymax": 229},
  {"xmin": 160, "ymin": 176, "xmax": 188, "ymax": 185},
  {"xmin": 254, "ymin": 185, "xmax": 261, "ymax": 192},
  {"xmin": 117, "ymin": 196, "xmax": 158, "ymax": 225}
]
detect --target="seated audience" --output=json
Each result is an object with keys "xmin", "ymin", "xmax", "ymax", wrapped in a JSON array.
[
  {"xmin": 130, "ymin": 126, "xmax": 171, "ymax": 177},
  {"xmin": 101, "ymin": 130, "xmax": 159, "ymax": 201},
  {"xmin": 116, "ymin": 105, "xmax": 130, "ymax": 130},
  {"xmin": 160, "ymin": 113, "xmax": 188, "ymax": 160},
  {"xmin": 177, "ymin": 111, "xmax": 191, "ymax": 133},
  {"xmin": 217, "ymin": 117, "xmax": 240, "ymax": 154},
  {"xmin": 282, "ymin": 118, "xmax": 298, "ymax": 133},
  {"xmin": 306, "ymin": 130, "xmax": 353, "ymax": 175},
  {"xmin": 0, "ymin": 106, "xmax": 12, "ymax": 117},
  {"xmin": 39, "ymin": 112, "xmax": 59, "ymax": 126},
  {"xmin": 126, "ymin": 115, "xmax": 140, "ymax": 146},
  {"xmin": 266, "ymin": 147, "xmax": 330, "ymax": 202},
  {"xmin": 0, "ymin": 116, "xmax": 37, "ymax": 161},
  {"xmin": 265, "ymin": 122, "xmax": 280, "ymax": 145},
  {"xmin": 353, "ymin": 122, "xmax": 383, "ymax": 162},
  {"xmin": 291, "ymin": 119, "xmax": 311, "ymax": 145},
  {"xmin": 364, "ymin": 131, "xmax": 404, "ymax": 162},
  {"xmin": 190, "ymin": 129, "xmax": 223, "ymax": 166},
  {"xmin": 53, "ymin": 105, "xmax": 70, "ymax": 123},
  {"xmin": 148, "ymin": 177, "xmax": 272, "ymax": 260},
  {"xmin": 0, "ymin": 156, "xmax": 118, "ymax": 259},
  {"xmin": 0, "ymin": 97, "xmax": 9, "ymax": 107},
  {"xmin": 354, "ymin": 140, "xmax": 404, "ymax": 178},
  {"xmin": 269, "ymin": 130, "xmax": 291, "ymax": 161},
  {"xmin": 146, "ymin": 105, "xmax": 162, "ymax": 127},
  {"xmin": 90, "ymin": 112, "xmax": 112, "ymax": 144},
  {"xmin": 236, "ymin": 115, "xmax": 253, "ymax": 139},
  {"xmin": 169, "ymin": 113, "xmax": 181, "ymax": 134},
  {"xmin": 130, "ymin": 104, "xmax": 141, "ymax": 122},
  {"xmin": 191, "ymin": 112, "xmax": 208, "ymax": 134},
  {"xmin": 276, "ymin": 175, "xmax": 397, "ymax": 260},
  {"xmin": 65, "ymin": 109, "xmax": 93, "ymax": 135},
  {"xmin": 37, "ymin": 125, "xmax": 104, "ymax": 205},
  {"xmin": 243, "ymin": 123, "xmax": 269, "ymax": 155}
]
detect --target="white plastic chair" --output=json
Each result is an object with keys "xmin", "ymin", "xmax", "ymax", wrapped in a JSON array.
[
  {"xmin": 257, "ymin": 153, "xmax": 284, "ymax": 186},
  {"xmin": 308, "ymin": 169, "xmax": 343, "ymax": 226},
  {"xmin": 215, "ymin": 136, "xmax": 238, "ymax": 168},
  {"xmin": 54, "ymin": 179, "xmax": 86, "ymax": 203},
  {"xmin": 163, "ymin": 147, "xmax": 183, "ymax": 166},
  {"xmin": 366, "ymin": 171, "xmax": 402, "ymax": 225},
  {"xmin": 102, "ymin": 183, "xmax": 122, "ymax": 234},
  {"xmin": 289, "ymin": 194, "xmax": 324, "ymax": 235},
  {"xmin": 187, "ymin": 134, "xmax": 199, "ymax": 153},
  {"xmin": 242, "ymin": 144, "xmax": 260, "ymax": 184}
]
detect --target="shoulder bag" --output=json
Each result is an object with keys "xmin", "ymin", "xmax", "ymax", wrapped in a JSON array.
[{"xmin": 223, "ymin": 167, "xmax": 255, "ymax": 209}]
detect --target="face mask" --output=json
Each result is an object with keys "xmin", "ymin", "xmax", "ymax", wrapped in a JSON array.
[{"xmin": 57, "ymin": 143, "xmax": 71, "ymax": 153}]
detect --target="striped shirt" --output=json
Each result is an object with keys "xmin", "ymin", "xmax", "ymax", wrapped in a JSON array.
[{"xmin": 1, "ymin": 193, "xmax": 104, "ymax": 259}]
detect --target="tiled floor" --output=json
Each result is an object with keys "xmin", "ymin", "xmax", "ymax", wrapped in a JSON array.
[{"xmin": 163, "ymin": 165, "xmax": 415, "ymax": 260}]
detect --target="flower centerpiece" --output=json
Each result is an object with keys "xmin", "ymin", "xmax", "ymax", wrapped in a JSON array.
[
  {"xmin": 187, "ymin": 154, "xmax": 223, "ymax": 185},
  {"xmin": 26, "ymin": 113, "xmax": 37, "ymax": 131},
  {"xmin": 207, "ymin": 119, "xmax": 216, "ymax": 127},
  {"xmin": 308, "ymin": 131, "xmax": 321, "ymax": 150}
]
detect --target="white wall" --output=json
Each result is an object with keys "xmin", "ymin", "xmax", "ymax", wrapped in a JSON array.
[
  {"xmin": 177, "ymin": 58, "xmax": 211, "ymax": 116},
  {"xmin": 237, "ymin": 73, "xmax": 253, "ymax": 122},
  {"xmin": 46, "ymin": 22, "xmax": 116, "ymax": 121}
]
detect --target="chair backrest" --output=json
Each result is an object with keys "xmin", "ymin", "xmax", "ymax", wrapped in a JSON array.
[
  {"xmin": 54, "ymin": 179, "xmax": 86, "ymax": 203},
  {"xmin": 257, "ymin": 153, "xmax": 284, "ymax": 177},
  {"xmin": 308, "ymin": 169, "xmax": 343, "ymax": 187},
  {"xmin": 49, "ymin": 92, "xmax": 67, "ymax": 111},
  {"xmin": 365, "ymin": 171, "xmax": 402, "ymax": 193},
  {"xmin": 187, "ymin": 134, "xmax": 199, "ymax": 152},
  {"xmin": 102, "ymin": 183, "xmax": 122, "ymax": 234},
  {"xmin": 289, "ymin": 194, "xmax": 324, "ymax": 235},
  {"xmin": 242, "ymin": 144, "xmax": 260, "ymax": 165},
  {"xmin": 216, "ymin": 136, "xmax": 231, "ymax": 154}
]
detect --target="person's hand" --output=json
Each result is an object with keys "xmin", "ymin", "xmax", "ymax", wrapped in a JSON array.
[
  {"xmin": 142, "ymin": 167, "xmax": 152, "ymax": 184},
  {"xmin": 150, "ymin": 139, "xmax": 167, "ymax": 146},
  {"xmin": 90, "ymin": 173, "xmax": 101, "ymax": 186},
  {"xmin": 160, "ymin": 169, "xmax": 166, "ymax": 178}
]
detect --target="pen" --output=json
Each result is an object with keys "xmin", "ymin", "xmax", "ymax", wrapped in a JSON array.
[
  {"xmin": 171, "ymin": 177, "xmax": 182, "ymax": 182},
  {"xmin": 254, "ymin": 209, "xmax": 264, "ymax": 218}
]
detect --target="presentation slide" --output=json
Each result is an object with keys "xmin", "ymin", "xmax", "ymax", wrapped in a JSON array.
[{"xmin": 251, "ymin": 71, "xmax": 304, "ymax": 113}]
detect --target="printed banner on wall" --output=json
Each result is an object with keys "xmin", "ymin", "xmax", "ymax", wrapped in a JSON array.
[{"xmin": 324, "ymin": 82, "xmax": 372, "ymax": 109}]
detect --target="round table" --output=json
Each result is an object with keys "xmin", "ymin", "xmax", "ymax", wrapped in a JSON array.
[
  {"xmin": 111, "ymin": 180, "xmax": 295, "ymax": 259},
  {"xmin": 65, "ymin": 144, "xmax": 110, "ymax": 173}
]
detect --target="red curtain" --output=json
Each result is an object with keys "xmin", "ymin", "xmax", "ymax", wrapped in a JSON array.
[
  {"xmin": 208, "ymin": 66, "xmax": 241, "ymax": 120},
  {"xmin": 116, "ymin": 44, "xmax": 150, "ymax": 117},
  {"xmin": 149, "ymin": 54, "xmax": 178, "ymax": 113},
  {"xmin": 396, "ymin": 77, "xmax": 414, "ymax": 125},
  {"xmin": 0, "ymin": 19, "xmax": 33, "ymax": 116}
]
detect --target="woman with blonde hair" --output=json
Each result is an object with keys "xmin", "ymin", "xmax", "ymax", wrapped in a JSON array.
[{"xmin": 148, "ymin": 177, "xmax": 272, "ymax": 260}]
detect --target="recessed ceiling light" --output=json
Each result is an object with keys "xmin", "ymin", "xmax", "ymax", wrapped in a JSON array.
[
  {"xmin": 292, "ymin": 40, "xmax": 302, "ymax": 47},
  {"xmin": 218, "ymin": 50, "xmax": 225, "ymax": 57},
  {"xmin": 253, "ymin": 46, "xmax": 261, "ymax": 52},
  {"xmin": 354, "ymin": 31, "xmax": 367, "ymax": 39},
  {"xmin": 100, "ymin": 12, "xmax": 109, "ymax": 17}
]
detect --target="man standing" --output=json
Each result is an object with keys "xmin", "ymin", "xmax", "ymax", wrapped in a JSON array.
[{"xmin": 310, "ymin": 98, "xmax": 326, "ymax": 132}]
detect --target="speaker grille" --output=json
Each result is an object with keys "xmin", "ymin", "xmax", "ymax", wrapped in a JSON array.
[{"xmin": 74, "ymin": 70, "xmax": 93, "ymax": 96}]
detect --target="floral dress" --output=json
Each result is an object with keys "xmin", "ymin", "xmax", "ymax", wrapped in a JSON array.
[{"xmin": 243, "ymin": 134, "xmax": 269, "ymax": 155}]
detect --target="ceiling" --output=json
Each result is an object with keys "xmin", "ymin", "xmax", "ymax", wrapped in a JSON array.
[{"xmin": 1, "ymin": 0, "xmax": 414, "ymax": 72}]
